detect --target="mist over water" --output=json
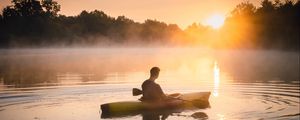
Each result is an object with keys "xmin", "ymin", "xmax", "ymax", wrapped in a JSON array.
[
  {"xmin": 0, "ymin": 48, "xmax": 298, "ymax": 86},
  {"xmin": 0, "ymin": 48, "xmax": 299, "ymax": 120}
]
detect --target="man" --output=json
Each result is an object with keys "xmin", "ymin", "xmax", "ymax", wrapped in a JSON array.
[{"xmin": 140, "ymin": 67, "xmax": 167, "ymax": 102}]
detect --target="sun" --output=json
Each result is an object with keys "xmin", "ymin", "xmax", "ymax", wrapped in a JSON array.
[{"xmin": 204, "ymin": 14, "xmax": 225, "ymax": 29}]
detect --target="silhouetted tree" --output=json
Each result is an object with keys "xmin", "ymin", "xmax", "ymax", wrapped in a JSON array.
[
  {"xmin": 140, "ymin": 19, "xmax": 169, "ymax": 43},
  {"xmin": 42, "ymin": 0, "xmax": 60, "ymax": 17},
  {"xmin": 231, "ymin": 1, "xmax": 256, "ymax": 17},
  {"xmin": 0, "ymin": 0, "xmax": 298, "ymax": 50},
  {"xmin": 0, "ymin": 0, "xmax": 62, "ymax": 47},
  {"xmin": 221, "ymin": 0, "xmax": 299, "ymax": 50},
  {"xmin": 108, "ymin": 16, "xmax": 140, "ymax": 41}
]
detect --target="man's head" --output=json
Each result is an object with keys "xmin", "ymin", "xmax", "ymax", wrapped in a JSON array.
[{"xmin": 150, "ymin": 67, "xmax": 160, "ymax": 79}]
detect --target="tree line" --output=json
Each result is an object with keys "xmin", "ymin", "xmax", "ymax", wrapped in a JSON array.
[
  {"xmin": 0, "ymin": 0, "xmax": 299, "ymax": 50},
  {"xmin": 220, "ymin": 0, "xmax": 300, "ymax": 50},
  {"xmin": 0, "ymin": 0, "xmax": 183, "ymax": 47}
]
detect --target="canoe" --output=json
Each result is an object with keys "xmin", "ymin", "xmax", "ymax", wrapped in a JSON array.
[{"xmin": 100, "ymin": 92, "xmax": 211, "ymax": 118}]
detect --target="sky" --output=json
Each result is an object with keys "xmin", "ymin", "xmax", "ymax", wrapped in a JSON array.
[{"xmin": 0, "ymin": 0, "xmax": 261, "ymax": 29}]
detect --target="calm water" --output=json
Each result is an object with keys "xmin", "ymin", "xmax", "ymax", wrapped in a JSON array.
[{"xmin": 0, "ymin": 48, "xmax": 299, "ymax": 120}]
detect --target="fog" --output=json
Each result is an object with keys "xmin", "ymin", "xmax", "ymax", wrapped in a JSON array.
[{"xmin": 0, "ymin": 48, "xmax": 298, "ymax": 88}]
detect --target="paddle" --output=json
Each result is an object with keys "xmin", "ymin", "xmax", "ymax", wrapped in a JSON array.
[{"xmin": 132, "ymin": 88, "xmax": 143, "ymax": 96}]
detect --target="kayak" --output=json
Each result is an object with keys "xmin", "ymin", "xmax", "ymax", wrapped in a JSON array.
[{"xmin": 100, "ymin": 92, "xmax": 211, "ymax": 118}]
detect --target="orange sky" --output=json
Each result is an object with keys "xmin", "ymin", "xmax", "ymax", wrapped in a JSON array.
[{"xmin": 0, "ymin": 0, "xmax": 261, "ymax": 29}]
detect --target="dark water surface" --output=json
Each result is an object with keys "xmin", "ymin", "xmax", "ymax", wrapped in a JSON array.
[{"xmin": 0, "ymin": 48, "xmax": 299, "ymax": 120}]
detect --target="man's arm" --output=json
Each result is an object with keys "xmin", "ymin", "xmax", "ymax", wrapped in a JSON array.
[{"xmin": 156, "ymin": 84, "xmax": 167, "ymax": 98}]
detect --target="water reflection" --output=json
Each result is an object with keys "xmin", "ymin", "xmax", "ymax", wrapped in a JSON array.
[
  {"xmin": 142, "ymin": 112, "xmax": 170, "ymax": 120},
  {"xmin": 0, "ymin": 49, "xmax": 298, "ymax": 89},
  {"xmin": 213, "ymin": 61, "xmax": 220, "ymax": 97},
  {"xmin": 0, "ymin": 48, "xmax": 299, "ymax": 120},
  {"xmin": 141, "ymin": 111, "xmax": 209, "ymax": 120},
  {"xmin": 57, "ymin": 73, "xmax": 94, "ymax": 83}
]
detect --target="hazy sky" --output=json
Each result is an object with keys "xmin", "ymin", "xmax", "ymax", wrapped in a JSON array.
[{"xmin": 0, "ymin": 0, "xmax": 261, "ymax": 29}]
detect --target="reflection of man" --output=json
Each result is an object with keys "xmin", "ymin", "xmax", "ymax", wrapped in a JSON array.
[
  {"xmin": 142, "ymin": 112, "xmax": 160, "ymax": 120},
  {"xmin": 142, "ymin": 112, "xmax": 169, "ymax": 120},
  {"xmin": 140, "ymin": 67, "xmax": 167, "ymax": 102}
]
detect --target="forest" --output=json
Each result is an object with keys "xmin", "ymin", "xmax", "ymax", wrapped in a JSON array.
[{"xmin": 0, "ymin": 0, "xmax": 299, "ymax": 50}]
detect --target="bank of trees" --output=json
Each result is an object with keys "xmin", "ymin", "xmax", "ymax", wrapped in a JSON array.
[
  {"xmin": 220, "ymin": 0, "xmax": 300, "ymax": 50},
  {"xmin": 0, "ymin": 0, "xmax": 299, "ymax": 50},
  {"xmin": 0, "ymin": 0, "xmax": 183, "ymax": 47}
]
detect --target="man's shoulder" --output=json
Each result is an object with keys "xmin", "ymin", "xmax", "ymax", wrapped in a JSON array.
[
  {"xmin": 142, "ymin": 79, "xmax": 155, "ymax": 86},
  {"xmin": 142, "ymin": 79, "xmax": 151, "ymax": 84}
]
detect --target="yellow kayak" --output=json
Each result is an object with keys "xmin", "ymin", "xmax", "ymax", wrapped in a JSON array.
[{"xmin": 100, "ymin": 92, "xmax": 211, "ymax": 118}]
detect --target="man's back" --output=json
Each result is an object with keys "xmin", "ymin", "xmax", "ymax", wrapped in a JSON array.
[{"xmin": 141, "ymin": 79, "xmax": 165, "ymax": 102}]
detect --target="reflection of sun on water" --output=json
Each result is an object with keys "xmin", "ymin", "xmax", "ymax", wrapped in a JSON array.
[{"xmin": 213, "ymin": 61, "xmax": 220, "ymax": 97}]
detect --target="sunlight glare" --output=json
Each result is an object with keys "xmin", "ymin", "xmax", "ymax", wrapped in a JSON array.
[
  {"xmin": 204, "ymin": 14, "xmax": 225, "ymax": 29},
  {"xmin": 213, "ymin": 61, "xmax": 220, "ymax": 97}
]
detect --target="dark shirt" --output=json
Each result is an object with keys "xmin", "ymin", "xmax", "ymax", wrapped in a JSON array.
[{"xmin": 141, "ymin": 79, "xmax": 165, "ymax": 102}]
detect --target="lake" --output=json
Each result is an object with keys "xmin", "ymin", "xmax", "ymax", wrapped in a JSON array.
[{"xmin": 0, "ymin": 48, "xmax": 299, "ymax": 120}]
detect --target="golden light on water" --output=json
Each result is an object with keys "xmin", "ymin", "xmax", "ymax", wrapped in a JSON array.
[{"xmin": 213, "ymin": 61, "xmax": 220, "ymax": 97}]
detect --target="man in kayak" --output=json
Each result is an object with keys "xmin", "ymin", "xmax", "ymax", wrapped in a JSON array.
[
  {"xmin": 140, "ymin": 67, "xmax": 181, "ymax": 119},
  {"xmin": 140, "ymin": 67, "xmax": 167, "ymax": 102}
]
